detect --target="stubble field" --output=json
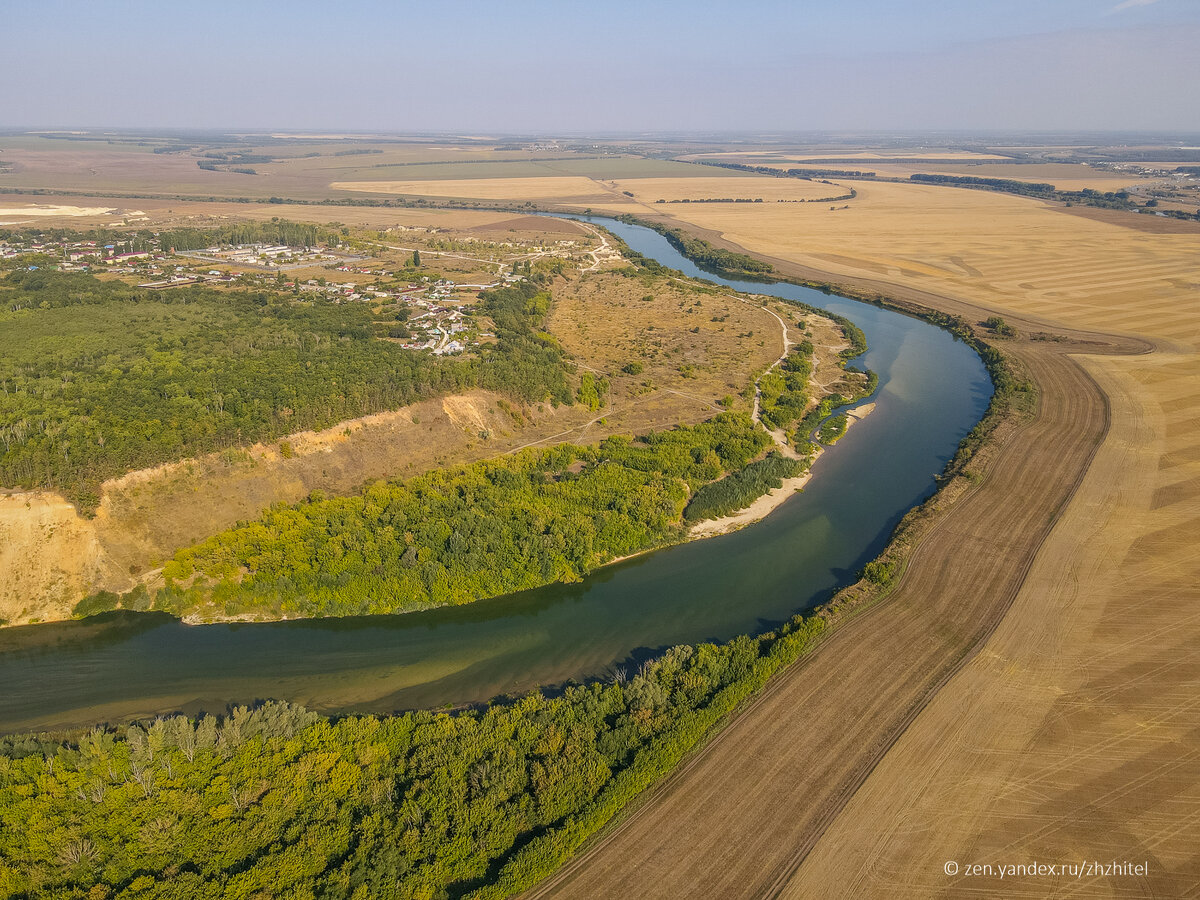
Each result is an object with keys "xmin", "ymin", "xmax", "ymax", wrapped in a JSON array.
[{"xmin": 513, "ymin": 166, "xmax": 1200, "ymax": 897}]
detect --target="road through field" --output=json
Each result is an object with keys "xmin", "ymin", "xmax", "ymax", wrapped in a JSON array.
[{"xmin": 526, "ymin": 336, "xmax": 1117, "ymax": 898}]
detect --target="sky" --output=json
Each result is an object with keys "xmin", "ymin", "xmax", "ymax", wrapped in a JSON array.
[{"xmin": 3, "ymin": 0, "xmax": 1198, "ymax": 134}]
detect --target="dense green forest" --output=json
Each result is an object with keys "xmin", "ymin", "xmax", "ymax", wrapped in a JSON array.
[
  {"xmin": 0, "ymin": 273, "xmax": 569, "ymax": 512},
  {"xmin": 132, "ymin": 415, "xmax": 770, "ymax": 619},
  {"xmin": 683, "ymin": 452, "xmax": 808, "ymax": 523},
  {"xmin": 0, "ymin": 613, "xmax": 825, "ymax": 900}
]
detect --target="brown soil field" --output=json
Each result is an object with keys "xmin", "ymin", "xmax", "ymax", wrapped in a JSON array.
[{"xmin": 520, "ymin": 179, "xmax": 1200, "ymax": 896}]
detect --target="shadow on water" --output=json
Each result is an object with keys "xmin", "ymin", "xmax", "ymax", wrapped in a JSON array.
[{"xmin": 0, "ymin": 216, "xmax": 992, "ymax": 734}]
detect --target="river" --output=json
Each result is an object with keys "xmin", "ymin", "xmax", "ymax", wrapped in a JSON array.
[{"xmin": 0, "ymin": 217, "xmax": 992, "ymax": 734}]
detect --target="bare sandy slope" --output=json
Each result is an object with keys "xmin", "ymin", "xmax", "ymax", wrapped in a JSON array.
[
  {"xmin": 0, "ymin": 391, "xmax": 589, "ymax": 625},
  {"xmin": 0, "ymin": 494, "xmax": 115, "ymax": 624},
  {"xmin": 526, "ymin": 182, "xmax": 1200, "ymax": 896}
]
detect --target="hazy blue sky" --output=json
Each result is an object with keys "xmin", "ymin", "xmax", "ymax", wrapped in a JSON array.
[{"xmin": 4, "ymin": 0, "xmax": 1198, "ymax": 133}]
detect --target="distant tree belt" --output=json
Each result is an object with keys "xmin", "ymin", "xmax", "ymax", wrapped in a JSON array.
[
  {"xmin": 907, "ymin": 173, "xmax": 1168, "ymax": 213},
  {"xmin": 688, "ymin": 159, "xmax": 877, "ymax": 178},
  {"xmin": 143, "ymin": 414, "xmax": 770, "ymax": 619},
  {"xmin": 613, "ymin": 217, "xmax": 773, "ymax": 277},
  {"xmin": 0, "ymin": 611, "xmax": 827, "ymax": 900},
  {"xmin": 909, "ymin": 173, "xmax": 1056, "ymax": 194},
  {"xmin": 0, "ymin": 272, "xmax": 571, "ymax": 513}
]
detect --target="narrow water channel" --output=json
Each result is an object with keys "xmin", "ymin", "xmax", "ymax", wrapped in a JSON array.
[{"xmin": 0, "ymin": 217, "xmax": 992, "ymax": 734}]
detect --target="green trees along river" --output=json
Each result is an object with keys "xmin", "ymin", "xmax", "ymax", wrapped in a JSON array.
[
  {"xmin": 144, "ymin": 414, "xmax": 771, "ymax": 620},
  {"xmin": 0, "ymin": 614, "xmax": 826, "ymax": 900}
]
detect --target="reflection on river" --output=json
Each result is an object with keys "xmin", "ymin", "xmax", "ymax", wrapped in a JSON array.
[{"xmin": 0, "ymin": 217, "xmax": 992, "ymax": 734}]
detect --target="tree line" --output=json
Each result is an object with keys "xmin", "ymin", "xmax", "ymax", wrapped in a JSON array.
[
  {"xmin": 684, "ymin": 452, "xmax": 808, "ymax": 523},
  {"xmin": 0, "ymin": 612, "xmax": 827, "ymax": 899}
]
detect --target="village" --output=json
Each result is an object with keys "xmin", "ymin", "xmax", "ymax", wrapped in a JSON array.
[{"xmin": 0, "ymin": 234, "xmax": 536, "ymax": 356}]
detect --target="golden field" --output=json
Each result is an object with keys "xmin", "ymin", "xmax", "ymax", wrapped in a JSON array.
[
  {"xmin": 332, "ymin": 175, "xmax": 625, "ymax": 204},
  {"xmin": 524, "ymin": 170, "xmax": 1200, "ymax": 897},
  {"xmin": 608, "ymin": 175, "xmax": 846, "ymax": 202}
]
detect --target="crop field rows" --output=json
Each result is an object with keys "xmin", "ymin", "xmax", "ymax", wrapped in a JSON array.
[{"xmin": 518, "ymin": 178, "xmax": 1200, "ymax": 897}]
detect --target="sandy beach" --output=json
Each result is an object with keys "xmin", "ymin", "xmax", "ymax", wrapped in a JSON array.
[{"xmin": 689, "ymin": 402, "xmax": 877, "ymax": 539}]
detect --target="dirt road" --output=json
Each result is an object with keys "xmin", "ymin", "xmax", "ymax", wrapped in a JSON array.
[
  {"xmin": 525, "ymin": 333, "xmax": 1120, "ymax": 898},
  {"xmin": 523, "ymin": 190, "xmax": 1200, "ymax": 895}
]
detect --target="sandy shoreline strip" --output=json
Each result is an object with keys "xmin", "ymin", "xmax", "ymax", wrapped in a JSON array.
[{"xmin": 687, "ymin": 401, "xmax": 876, "ymax": 539}]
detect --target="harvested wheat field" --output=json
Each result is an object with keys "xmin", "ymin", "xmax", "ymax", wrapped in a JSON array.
[
  {"xmin": 525, "ymin": 181, "xmax": 1200, "ymax": 897},
  {"xmin": 609, "ymin": 176, "xmax": 846, "ymax": 203},
  {"xmin": 332, "ymin": 176, "xmax": 634, "ymax": 205}
]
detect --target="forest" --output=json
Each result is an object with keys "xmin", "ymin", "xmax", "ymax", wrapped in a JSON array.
[
  {"xmin": 0, "ymin": 612, "xmax": 826, "ymax": 900},
  {"xmin": 132, "ymin": 415, "xmax": 771, "ymax": 620},
  {"xmin": 683, "ymin": 452, "xmax": 808, "ymax": 523},
  {"xmin": 0, "ymin": 273, "xmax": 570, "ymax": 512}
]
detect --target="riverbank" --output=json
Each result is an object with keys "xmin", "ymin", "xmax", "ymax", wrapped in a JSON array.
[
  {"xmin": 0, "ymin": 212, "xmax": 1004, "ymax": 900},
  {"xmin": 522, "ymin": 212, "xmax": 1194, "ymax": 900},
  {"xmin": 687, "ymin": 401, "xmax": 876, "ymax": 539}
]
